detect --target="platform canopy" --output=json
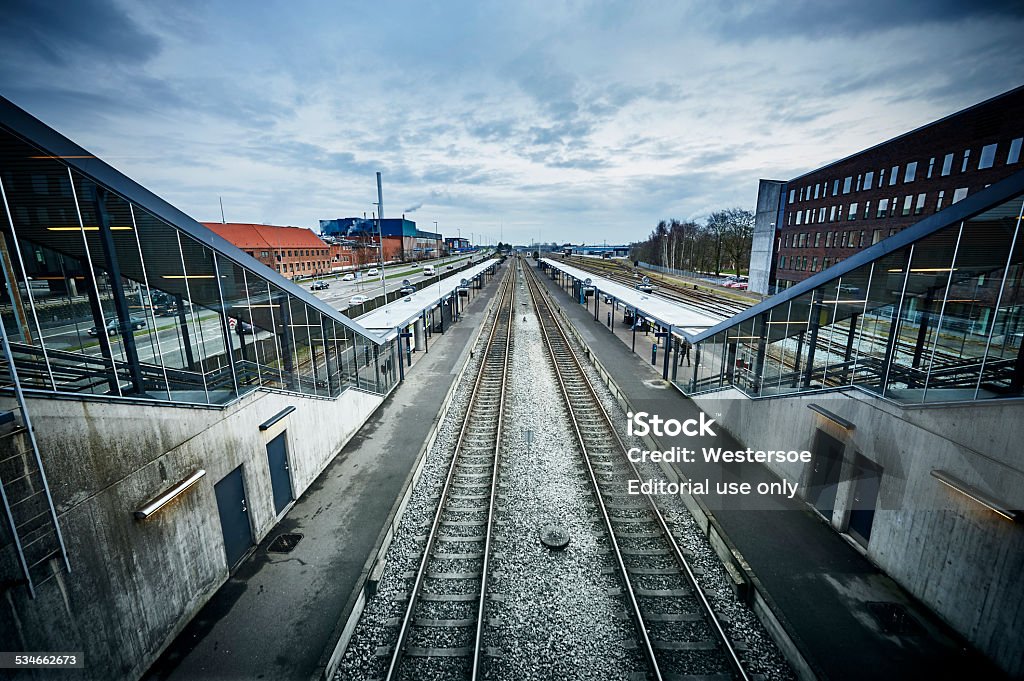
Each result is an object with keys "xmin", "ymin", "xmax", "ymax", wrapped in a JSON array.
[
  {"xmin": 358, "ymin": 259, "xmax": 499, "ymax": 338},
  {"xmin": 539, "ymin": 258, "xmax": 724, "ymax": 336}
]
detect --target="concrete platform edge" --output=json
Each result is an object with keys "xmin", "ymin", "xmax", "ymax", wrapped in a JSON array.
[
  {"xmin": 317, "ymin": 283, "xmax": 503, "ymax": 681},
  {"xmin": 540, "ymin": 279, "xmax": 820, "ymax": 681}
]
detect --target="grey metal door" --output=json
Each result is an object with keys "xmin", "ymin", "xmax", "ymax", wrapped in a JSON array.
[
  {"xmin": 808, "ymin": 429, "xmax": 844, "ymax": 520},
  {"xmin": 266, "ymin": 432, "xmax": 292, "ymax": 515},
  {"xmin": 214, "ymin": 466, "xmax": 252, "ymax": 569},
  {"xmin": 848, "ymin": 454, "xmax": 883, "ymax": 544}
]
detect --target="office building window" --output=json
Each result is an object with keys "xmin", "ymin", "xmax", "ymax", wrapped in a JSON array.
[
  {"xmin": 818, "ymin": 207, "xmax": 826, "ymax": 222},
  {"xmin": 863, "ymin": 171, "xmax": 874, "ymax": 190},
  {"xmin": 784, "ymin": 234, "xmax": 791, "ymax": 248},
  {"xmin": 961, "ymin": 149, "xmax": 971, "ymax": 172},
  {"xmin": 904, "ymin": 161, "xmax": 917, "ymax": 183},
  {"xmin": 843, "ymin": 176, "xmax": 852, "ymax": 194},
  {"xmin": 841, "ymin": 232, "xmax": 849, "ymax": 247},
  {"xmin": 856, "ymin": 174, "xmax": 863, "ymax": 191},
  {"xmin": 902, "ymin": 195, "xmax": 913, "ymax": 216},
  {"xmin": 863, "ymin": 201, "xmax": 871, "ymax": 220},
  {"xmin": 936, "ymin": 190, "xmax": 945, "ymax": 211},
  {"xmin": 799, "ymin": 233, "xmax": 807, "ymax": 247},
  {"xmin": 876, "ymin": 198, "xmax": 889, "ymax": 218},
  {"xmin": 825, "ymin": 231, "xmax": 833, "ymax": 247},
  {"xmin": 878, "ymin": 168, "xmax": 885, "ymax": 186},
  {"xmin": 978, "ymin": 143, "xmax": 997, "ymax": 170},
  {"xmin": 795, "ymin": 211, "xmax": 802, "ymax": 225},
  {"xmin": 848, "ymin": 202, "xmax": 858, "ymax": 220},
  {"xmin": 833, "ymin": 179, "xmax": 840, "ymax": 195},
  {"xmin": 941, "ymin": 152, "xmax": 953, "ymax": 176},
  {"xmin": 829, "ymin": 205, "xmax": 837, "ymax": 221},
  {"xmin": 814, "ymin": 183, "xmax": 820, "ymax": 199},
  {"xmin": 914, "ymin": 193, "xmax": 926, "ymax": 215},
  {"xmin": 799, "ymin": 187, "xmax": 804, "ymax": 201},
  {"xmin": 823, "ymin": 257, "xmax": 830, "ymax": 269},
  {"xmin": 779, "ymin": 255, "xmax": 786, "ymax": 269},
  {"xmin": 926, "ymin": 157, "xmax": 935, "ymax": 178},
  {"xmin": 952, "ymin": 187, "xmax": 968, "ymax": 203},
  {"xmin": 815, "ymin": 232, "xmax": 821, "ymax": 247},
  {"xmin": 802, "ymin": 256, "xmax": 808, "ymax": 270},
  {"xmin": 1009, "ymin": 137, "xmax": 1022, "ymax": 164},
  {"xmin": 788, "ymin": 189, "xmax": 795, "ymax": 204},
  {"xmin": 889, "ymin": 166, "xmax": 899, "ymax": 185},
  {"xmin": 812, "ymin": 257, "xmax": 819, "ymax": 271},
  {"xmin": 859, "ymin": 231, "xmax": 866, "ymax": 247},
  {"xmin": 872, "ymin": 229, "xmax": 882, "ymax": 244}
]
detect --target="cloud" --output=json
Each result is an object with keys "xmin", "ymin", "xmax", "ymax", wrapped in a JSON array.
[{"xmin": 1, "ymin": 1, "xmax": 1022, "ymax": 246}]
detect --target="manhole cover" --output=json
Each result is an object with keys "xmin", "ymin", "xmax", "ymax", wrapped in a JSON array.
[
  {"xmin": 540, "ymin": 525, "xmax": 570, "ymax": 550},
  {"xmin": 866, "ymin": 602, "xmax": 923, "ymax": 636},
  {"xmin": 268, "ymin": 533, "xmax": 303, "ymax": 553}
]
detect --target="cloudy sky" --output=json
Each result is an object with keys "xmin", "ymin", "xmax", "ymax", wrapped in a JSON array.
[{"xmin": 1, "ymin": 1, "xmax": 1022, "ymax": 246}]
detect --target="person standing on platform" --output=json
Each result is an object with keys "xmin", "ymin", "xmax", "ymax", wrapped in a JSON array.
[{"xmin": 680, "ymin": 338, "xmax": 692, "ymax": 366}]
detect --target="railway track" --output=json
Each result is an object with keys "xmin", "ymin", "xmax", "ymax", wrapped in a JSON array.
[
  {"xmin": 383, "ymin": 264, "xmax": 514, "ymax": 681},
  {"xmin": 523, "ymin": 262, "xmax": 751, "ymax": 681}
]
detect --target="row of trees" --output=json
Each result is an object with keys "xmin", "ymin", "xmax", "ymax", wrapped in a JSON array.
[{"xmin": 630, "ymin": 208, "xmax": 755, "ymax": 276}]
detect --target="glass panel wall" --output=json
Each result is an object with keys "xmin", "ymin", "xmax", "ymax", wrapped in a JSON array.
[
  {"xmin": 0, "ymin": 125, "xmax": 391, "ymax": 405},
  {"xmin": 682, "ymin": 192, "xmax": 1024, "ymax": 405}
]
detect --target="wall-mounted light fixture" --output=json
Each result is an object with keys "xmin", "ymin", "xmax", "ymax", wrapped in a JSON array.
[
  {"xmin": 807, "ymin": 403, "xmax": 855, "ymax": 430},
  {"xmin": 930, "ymin": 469, "xmax": 1020, "ymax": 523},
  {"xmin": 134, "ymin": 469, "xmax": 205, "ymax": 520}
]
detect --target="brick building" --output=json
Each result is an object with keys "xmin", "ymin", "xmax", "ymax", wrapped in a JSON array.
[
  {"xmin": 203, "ymin": 222, "xmax": 331, "ymax": 279},
  {"xmin": 750, "ymin": 86, "xmax": 1024, "ymax": 293},
  {"xmin": 319, "ymin": 217, "xmax": 442, "ymax": 262}
]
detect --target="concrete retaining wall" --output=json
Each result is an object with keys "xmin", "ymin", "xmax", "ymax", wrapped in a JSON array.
[
  {"xmin": 0, "ymin": 386, "xmax": 383, "ymax": 681},
  {"xmin": 691, "ymin": 389, "xmax": 1024, "ymax": 678}
]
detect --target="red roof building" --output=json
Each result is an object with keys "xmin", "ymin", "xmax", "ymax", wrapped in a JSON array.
[{"xmin": 203, "ymin": 222, "xmax": 331, "ymax": 279}]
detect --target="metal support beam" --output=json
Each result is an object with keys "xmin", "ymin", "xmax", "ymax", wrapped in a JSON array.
[{"xmin": 93, "ymin": 186, "xmax": 144, "ymax": 394}]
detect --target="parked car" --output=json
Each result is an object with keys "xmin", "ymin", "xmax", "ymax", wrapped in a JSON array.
[
  {"xmin": 88, "ymin": 317, "xmax": 146, "ymax": 337},
  {"xmin": 725, "ymin": 281, "xmax": 749, "ymax": 290},
  {"xmin": 310, "ymin": 281, "xmax": 329, "ymax": 290},
  {"xmin": 399, "ymin": 285, "xmax": 416, "ymax": 295},
  {"xmin": 636, "ymin": 283, "xmax": 654, "ymax": 293},
  {"xmin": 341, "ymin": 273, "xmax": 355, "ymax": 281},
  {"xmin": 366, "ymin": 268, "xmax": 379, "ymax": 276},
  {"xmin": 349, "ymin": 294, "xmax": 369, "ymax": 305},
  {"xmin": 446, "ymin": 265, "xmax": 454, "ymax": 270}
]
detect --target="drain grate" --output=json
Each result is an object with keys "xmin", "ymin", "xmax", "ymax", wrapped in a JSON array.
[
  {"xmin": 268, "ymin": 533, "xmax": 303, "ymax": 553},
  {"xmin": 866, "ymin": 601, "xmax": 923, "ymax": 636}
]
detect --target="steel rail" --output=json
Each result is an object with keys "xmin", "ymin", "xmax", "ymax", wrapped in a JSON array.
[
  {"xmin": 524, "ymin": 260, "xmax": 752, "ymax": 681},
  {"xmin": 385, "ymin": 263, "xmax": 515, "ymax": 681},
  {"xmin": 523, "ymin": 263, "xmax": 663, "ymax": 681}
]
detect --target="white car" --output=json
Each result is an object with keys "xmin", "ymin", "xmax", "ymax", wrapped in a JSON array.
[
  {"xmin": 366, "ymin": 268, "xmax": 379, "ymax": 276},
  {"xmin": 349, "ymin": 294, "xmax": 369, "ymax": 305},
  {"xmin": 341, "ymin": 273, "xmax": 355, "ymax": 281}
]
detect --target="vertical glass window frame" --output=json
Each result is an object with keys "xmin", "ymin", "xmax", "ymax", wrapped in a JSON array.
[
  {"xmin": 211, "ymin": 254, "xmax": 240, "ymax": 400},
  {"xmin": 174, "ymin": 231, "xmax": 210, "ymax": 403},
  {"xmin": 941, "ymin": 153, "xmax": 953, "ymax": 176},
  {"xmin": 904, "ymin": 162, "xmax": 917, "ymax": 183},
  {"xmin": 847, "ymin": 263, "xmax": 876, "ymax": 386},
  {"xmin": 128, "ymin": 203, "xmax": 171, "ymax": 400},
  {"xmin": 880, "ymin": 245, "xmax": 916, "ymax": 399},
  {"xmin": 68, "ymin": 169, "xmax": 122, "ymax": 396},
  {"xmin": 978, "ymin": 143, "xmax": 997, "ymax": 170},
  {"xmin": 961, "ymin": 149, "xmax": 971, "ymax": 173},
  {"xmin": 921, "ymin": 220, "xmax": 964, "ymax": 402},
  {"xmin": 0, "ymin": 172, "xmax": 55, "ymax": 390},
  {"xmin": 973, "ymin": 197, "xmax": 1024, "ymax": 399},
  {"xmin": 1009, "ymin": 138, "xmax": 1022, "ymax": 164},
  {"xmin": 237, "ymin": 268, "xmax": 266, "ymax": 388}
]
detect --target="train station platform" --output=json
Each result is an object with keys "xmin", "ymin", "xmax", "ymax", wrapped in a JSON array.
[
  {"xmin": 141, "ymin": 264, "xmax": 506, "ymax": 681},
  {"xmin": 532, "ymin": 261, "xmax": 1003, "ymax": 681}
]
